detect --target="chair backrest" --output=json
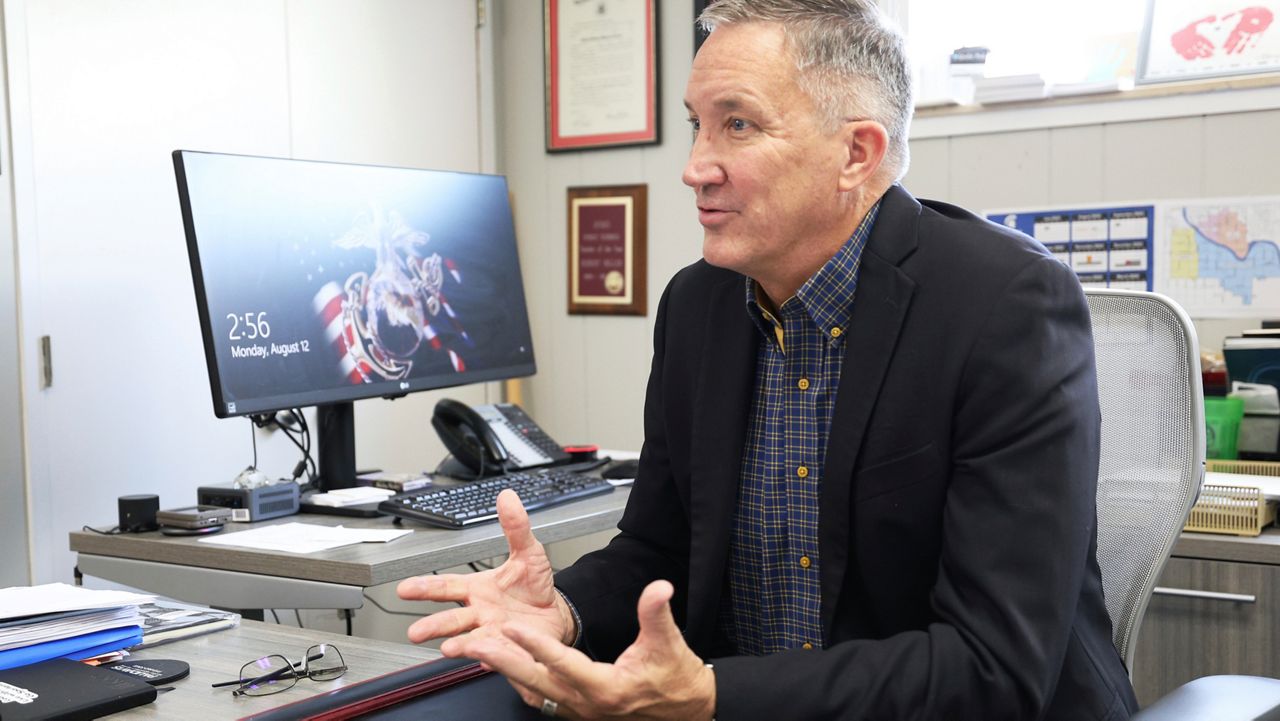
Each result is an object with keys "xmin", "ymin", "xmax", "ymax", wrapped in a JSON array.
[{"xmin": 1085, "ymin": 288, "xmax": 1204, "ymax": 673}]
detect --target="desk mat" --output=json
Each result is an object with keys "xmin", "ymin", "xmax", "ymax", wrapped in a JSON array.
[{"xmin": 240, "ymin": 655, "xmax": 538, "ymax": 721}]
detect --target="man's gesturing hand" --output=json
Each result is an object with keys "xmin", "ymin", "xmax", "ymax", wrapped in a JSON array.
[
  {"xmin": 395, "ymin": 489, "xmax": 576, "ymax": 656},
  {"xmin": 468, "ymin": 580, "xmax": 717, "ymax": 721}
]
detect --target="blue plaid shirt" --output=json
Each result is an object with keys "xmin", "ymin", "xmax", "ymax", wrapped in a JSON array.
[{"xmin": 722, "ymin": 202, "xmax": 880, "ymax": 655}]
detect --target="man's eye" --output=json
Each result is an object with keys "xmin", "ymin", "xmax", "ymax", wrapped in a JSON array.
[
  {"xmin": 729, "ymin": 118, "xmax": 750, "ymax": 131},
  {"xmin": 687, "ymin": 118, "xmax": 701, "ymax": 132}
]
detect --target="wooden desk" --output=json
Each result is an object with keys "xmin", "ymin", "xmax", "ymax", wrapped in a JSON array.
[
  {"xmin": 70, "ymin": 488, "xmax": 629, "ymax": 611},
  {"xmin": 1133, "ymin": 528, "xmax": 1280, "ymax": 705},
  {"xmin": 115, "ymin": 619, "xmax": 440, "ymax": 718}
]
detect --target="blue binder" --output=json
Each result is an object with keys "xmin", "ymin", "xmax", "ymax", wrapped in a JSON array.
[{"xmin": 0, "ymin": 625, "xmax": 143, "ymax": 670}]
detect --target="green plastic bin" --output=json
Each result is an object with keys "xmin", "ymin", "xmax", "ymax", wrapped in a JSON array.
[{"xmin": 1205, "ymin": 396, "xmax": 1245, "ymax": 460}]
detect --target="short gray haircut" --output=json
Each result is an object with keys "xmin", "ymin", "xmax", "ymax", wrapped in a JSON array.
[{"xmin": 698, "ymin": 0, "xmax": 914, "ymax": 180}]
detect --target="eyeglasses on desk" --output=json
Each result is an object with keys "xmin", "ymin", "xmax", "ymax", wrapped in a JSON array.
[{"xmin": 211, "ymin": 643, "xmax": 347, "ymax": 697}]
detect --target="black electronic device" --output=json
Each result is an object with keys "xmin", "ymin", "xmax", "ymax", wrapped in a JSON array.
[
  {"xmin": 432, "ymin": 399, "xmax": 571, "ymax": 477},
  {"xmin": 155, "ymin": 505, "xmax": 232, "ymax": 529},
  {"xmin": 160, "ymin": 525, "xmax": 224, "ymax": 536},
  {"xmin": 379, "ymin": 466, "xmax": 611, "ymax": 529},
  {"xmin": 173, "ymin": 150, "xmax": 538, "ymax": 494},
  {"xmin": 198, "ymin": 482, "xmax": 301, "ymax": 521},
  {"xmin": 118, "ymin": 494, "xmax": 160, "ymax": 533}
]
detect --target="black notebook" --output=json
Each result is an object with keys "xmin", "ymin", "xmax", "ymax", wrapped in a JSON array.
[{"xmin": 0, "ymin": 657, "xmax": 157, "ymax": 720}]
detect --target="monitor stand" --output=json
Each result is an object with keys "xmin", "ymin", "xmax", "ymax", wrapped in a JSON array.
[{"xmin": 298, "ymin": 401, "xmax": 386, "ymax": 518}]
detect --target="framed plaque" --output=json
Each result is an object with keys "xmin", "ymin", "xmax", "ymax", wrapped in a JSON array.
[
  {"xmin": 544, "ymin": 0, "xmax": 660, "ymax": 152},
  {"xmin": 567, "ymin": 185, "xmax": 647, "ymax": 315},
  {"xmin": 1138, "ymin": 0, "xmax": 1280, "ymax": 83}
]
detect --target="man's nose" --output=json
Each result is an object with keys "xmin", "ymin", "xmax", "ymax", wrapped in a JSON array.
[{"xmin": 682, "ymin": 136, "xmax": 725, "ymax": 189}]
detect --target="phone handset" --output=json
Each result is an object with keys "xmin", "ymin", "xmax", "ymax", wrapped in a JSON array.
[
  {"xmin": 431, "ymin": 398, "xmax": 510, "ymax": 477},
  {"xmin": 431, "ymin": 399, "xmax": 571, "ymax": 478}
]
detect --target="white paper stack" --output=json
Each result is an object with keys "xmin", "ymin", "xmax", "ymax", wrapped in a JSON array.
[
  {"xmin": 0, "ymin": 607, "xmax": 143, "ymax": 651},
  {"xmin": 198, "ymin": 521, "xmax": 412, "ymax": 553},
  {"xmin": 0, "ymin": 584, "xmax": 153, "ymax": 669},
  {"xmin": 0, "ymin": 584, "xmax": 152, "ymax": 624},
  {"xmin": 134, "ymin": 599, "xmax": 240, "ymax": 648},
  {"xmin": 973, "ymin": 74, "xmax": 1046, "ymax": 104},
  {"xmin": 307, "ymin": 486, "xmax": 395, "ymax": 507},
  {"xmin": 1048, "ymin": 79, "xmax": 1123, "ymax": 98}
]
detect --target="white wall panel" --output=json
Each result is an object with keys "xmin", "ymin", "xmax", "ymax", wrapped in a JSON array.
[
  {"xmin": 1101, "ymin": 117, "xmax": 1205, "ymax": 200},
  {"xmin": 1048, "ymin": 126, "xmax": 1106, "ymax": 204},
  {"xmin": 0, "ymin": 16, "xmax": 24, "ymax": 586},
  {"xmin": 1203, "ymin": 110, "xmax": 1280, "ymax": 197},
  {"xmin": 902, "ymin": 137, "xmax": 949, "ymax": 201},
  {"xmin": 947, "ymin": 130, "xmax": 1050, "ymax": 212},
  {"xmin": 285, "ymin": 0, "xmax": 478, "ymax": 173},
  {"xmin": 11, "ymin": 0, "xmax": 482, "ymax": 583},
  {"xmin": 12, "ymin": 0, "xmax": 293, "ymax": 584}
]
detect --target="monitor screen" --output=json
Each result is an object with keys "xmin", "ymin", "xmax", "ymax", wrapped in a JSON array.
[{"xmin": 174, "ymin": 150, "xmax": 537, "ymax": 419}]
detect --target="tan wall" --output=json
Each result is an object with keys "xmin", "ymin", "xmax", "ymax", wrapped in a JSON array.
[
  {"xmin": 496, "ymin": 0, "xmax": 702, "ymax": 450},
  {"xmin": 496, "ymin": 0, "xmax": 1280, "ymax": 455}
]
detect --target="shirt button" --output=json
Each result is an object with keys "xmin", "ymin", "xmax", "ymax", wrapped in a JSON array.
[
  {"xmin": 797, "ymin": 378, "xmax": 810, "ymax": 390},
  {"xmin": 802, "ymin": 642, "xmax": 814, "ymax": 650},
  {"xmin": 830, "ymin": 327, "xmax": 843, "ymax": 338},
  {"xmin": 796, "ymin": 466, "xmax": 809, "ymax": 478},
  {"xmin": 799, "ymin": 555, "xmax": 812, "ymax": 568}
]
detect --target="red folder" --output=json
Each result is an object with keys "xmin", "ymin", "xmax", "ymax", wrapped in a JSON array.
[{"xmin": 239, "ymin": 656, "xmax": 539, "ymax": 720}]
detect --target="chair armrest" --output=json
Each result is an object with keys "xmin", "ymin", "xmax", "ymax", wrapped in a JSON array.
[{"xmin": 1133, "ymin": 675, "xmax": 1280, "ymax": 721}]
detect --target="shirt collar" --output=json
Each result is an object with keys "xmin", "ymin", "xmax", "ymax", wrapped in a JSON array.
[{"xmin": 744, "ymin": 199, "xmax": 881, "ymax": 346}]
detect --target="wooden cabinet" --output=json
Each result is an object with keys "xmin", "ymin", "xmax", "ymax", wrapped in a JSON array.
[{"xmin": 1132, "ymin": 530, "xmax": 1280, "ymax": 706}]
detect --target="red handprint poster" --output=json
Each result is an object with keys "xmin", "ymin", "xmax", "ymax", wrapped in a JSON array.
[{"xmin": 1140, "ymin": 1, "xmax": 1280, "ymax": 81}]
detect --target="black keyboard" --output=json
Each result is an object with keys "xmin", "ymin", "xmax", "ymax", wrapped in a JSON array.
[{"xmin": 379, "ymin": 467, "xmax": 614, "ymax": 529}]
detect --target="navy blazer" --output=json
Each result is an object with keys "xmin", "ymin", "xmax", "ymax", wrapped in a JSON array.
[{"xmin": 555, "ymin": 185, "xmax": 1139, "ymax": 720}]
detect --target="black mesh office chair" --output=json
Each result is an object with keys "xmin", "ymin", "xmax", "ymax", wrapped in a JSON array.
[{"xmin": 1084, "ymin": 288, "xmax": 1280, "ymax": 720}]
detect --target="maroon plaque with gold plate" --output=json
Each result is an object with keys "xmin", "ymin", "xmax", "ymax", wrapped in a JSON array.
[{"xmin": 567, "ymin": 184, "xmax": 646, "ymax": 316}]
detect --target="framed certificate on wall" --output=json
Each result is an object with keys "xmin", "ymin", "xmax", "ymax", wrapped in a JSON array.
[
  {"xmin": 567, "ymin": 185, "xmax": 647, "ymax": 315},
  {"xmin": 544, "ymin": 0, "xmax": 660, "ymax": 152}
]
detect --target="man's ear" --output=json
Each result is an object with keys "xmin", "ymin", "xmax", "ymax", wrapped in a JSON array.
[{"xmin": 837, "ymin": 120, "xmax": 889, "ymax": 192}]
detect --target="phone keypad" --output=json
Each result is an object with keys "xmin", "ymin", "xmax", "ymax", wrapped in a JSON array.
[{"xmin": 497, "ymin": 405, "xmax": 568, "ymax": 459}]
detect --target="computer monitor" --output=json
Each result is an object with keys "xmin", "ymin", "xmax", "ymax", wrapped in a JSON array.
[{"xmin": 173, "ymin": 150, "xmax": 537, "ymax": 490}]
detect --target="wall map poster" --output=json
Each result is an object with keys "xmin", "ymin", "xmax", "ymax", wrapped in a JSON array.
[
  {"xmin": 988, "ymin": 196, "xmax": 1280, "ymax": 318},
  {"xmin": 1157, "ymin": 197, "xmax": 1280, "ymax": 317}
]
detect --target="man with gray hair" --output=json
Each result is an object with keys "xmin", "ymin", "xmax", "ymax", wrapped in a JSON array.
[{"xmin": 398, "ymin": 1, "xmax": 1138, "ymax": 718}]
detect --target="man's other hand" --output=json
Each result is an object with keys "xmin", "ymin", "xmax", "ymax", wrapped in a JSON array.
[
  {"xmin": 469, "ymin": 580, "xmax": 716, "ymax": 721},
  {"xmin": 395, "ymin": 489, "xmax": 576, "ymax": 655}
]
